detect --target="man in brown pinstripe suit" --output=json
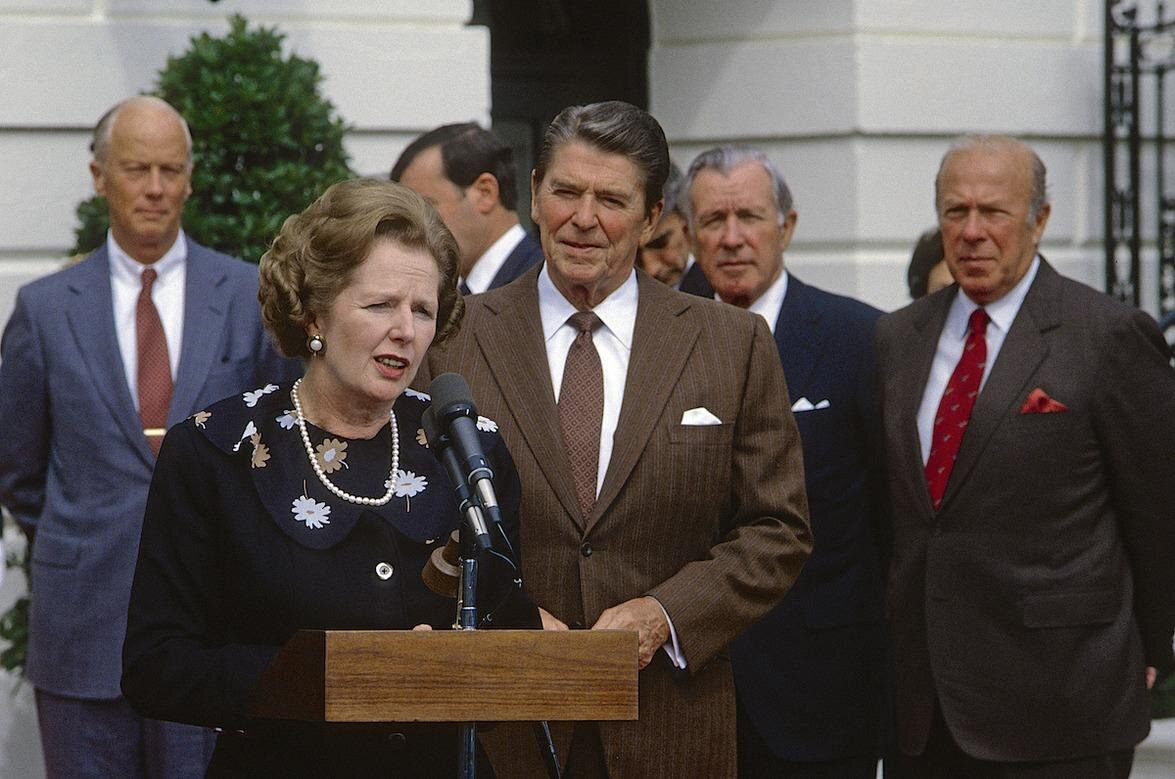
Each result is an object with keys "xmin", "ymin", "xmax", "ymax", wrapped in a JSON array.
[{"xmin": 423, "ymin": 101, "xmax": 812, "ymax": 778}]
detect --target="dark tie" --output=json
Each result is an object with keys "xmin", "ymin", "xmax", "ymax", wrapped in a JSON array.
[
  {"xmin": 558, "ymin": 311, "xmax": 604, "ymax": 519},
  {"xmin": 458, "ymin": 280, "xmax": 472, "ymax": 296},
  {"xmin": 137, "ymin": 267, "xmax": 173, "ymax": 456},
  {"xmin": 924, "ymin": 307, "xmax": 989, "ymax": 510}
]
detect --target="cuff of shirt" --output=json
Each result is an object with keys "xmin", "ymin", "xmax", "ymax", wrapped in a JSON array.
[{"xmin": 651, "ymin": 597, "xmax": 687, "ymax": 669}]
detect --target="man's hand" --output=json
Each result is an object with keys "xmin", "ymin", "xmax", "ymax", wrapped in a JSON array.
[
  {"xmin": 591, "ymin": 596, "xmax": 670, "ymax": 670},
  {"xmin": 1147, "ymin": 666, "xmax": 1157, "ymax": 690},
  {"xmin": 538, "ymin": 607, "xmax": 569, "ymax": 631}
]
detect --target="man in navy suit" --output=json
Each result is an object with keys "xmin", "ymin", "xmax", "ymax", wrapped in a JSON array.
[
  {"xmin": 0, "ymin": 96, "xmax": 298, "ymax": 777},
  {"xmin": 684, "ymin": 145, "xmax": 890, "ymax": 778},
  {"xmin": 392, "ymin": 122, "xmax": 543, "ymax": 294}
]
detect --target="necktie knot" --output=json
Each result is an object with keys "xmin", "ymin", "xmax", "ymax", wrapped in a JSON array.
[
  {"xmin": 568, "ymin": 311, "xmax": 602, "ymax": 335},
  {"xmin": 968, "ymin": 307, "xmax": 989, "ymax": 337},
  {"xmin": 141, "ymin": 267, "xmax": 158, "ymax": 289}
]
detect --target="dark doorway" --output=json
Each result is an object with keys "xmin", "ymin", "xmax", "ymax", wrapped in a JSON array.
[{"xmin": 473, "ymin": 0, "xmax": 650, "ymax": 228}]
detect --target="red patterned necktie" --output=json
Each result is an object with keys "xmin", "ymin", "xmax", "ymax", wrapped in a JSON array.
[
  {"xmin": 558, "ymin": 311, "xmax": 604, "ymax": 519},
  {"xmin": 137, "ymin": 267, "xmax": 173, "ymax": 456},
  {"xmin": 925, "ymin": 307, "xmax": 989, "ymax": 510}
]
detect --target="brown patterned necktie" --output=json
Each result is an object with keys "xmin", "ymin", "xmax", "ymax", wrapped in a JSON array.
[
  {"xmin": 558, "ymin": 311, "xmax": 604, "ymax": 519},
  {"xmin": 924, "ymin": 307, "xmax": 988, "ymax": 510},
  {"xmin": 137, "ymin": 267, "xmax": 173, "ymax": 456}
]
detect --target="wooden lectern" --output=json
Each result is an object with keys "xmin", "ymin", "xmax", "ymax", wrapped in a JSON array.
[{"xmin": 250, "ymin": 629, "xmax": 638, "ymax": 724}]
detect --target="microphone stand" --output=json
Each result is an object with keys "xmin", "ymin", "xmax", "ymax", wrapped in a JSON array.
[
  {"xmin": 456, "ymin": 518, "xmax": 479, "ymax": 779},
  {"xmin": 423, "ymin": 403, "xmax": 561, "ymax": 779}
]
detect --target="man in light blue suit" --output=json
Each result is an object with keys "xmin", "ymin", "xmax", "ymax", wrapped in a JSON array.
[
  {"xmin": 683, "ymin": 146, "xmax": 891, "ymax": 779},
  {"xmin": 0, "ymin": 96, "xmax": 299, "ymax": 777}
]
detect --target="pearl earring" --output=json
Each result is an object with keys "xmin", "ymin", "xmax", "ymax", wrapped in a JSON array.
[{"xmin": 307, "ymin": 334, "xmax": 325, "ymax": 354}]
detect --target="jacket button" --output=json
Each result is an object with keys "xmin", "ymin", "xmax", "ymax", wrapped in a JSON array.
[
  {"xmin": 580, "ymin": 542, "xmax": 592, "ymax": 557},
  {"xmin": 375, "ymin": 562, "xmax": 394, "ymax": 580}
]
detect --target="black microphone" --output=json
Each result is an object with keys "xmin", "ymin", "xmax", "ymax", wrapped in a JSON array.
[
  {"xmin": 422, "ymin": 404, "xmax": 493, "ymax": 552},
  {"xmin": 427, "ymin": 373, "xmax": 504, "ymax": 528}
]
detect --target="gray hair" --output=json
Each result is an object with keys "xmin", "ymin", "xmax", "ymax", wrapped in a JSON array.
[
  {"xmin": 91, "ymin": 96, "xmax": 193, "ymax": 167},
  {"xmin": 534, "ymin": 101, "xmax": 669, "ymax": 217},
  {"xmin": 661, "ymin": 162, "xmax": 686, "ymax": 220},
  {"xmin": 935, "ymin": 134, "xmax": 1048, "ymax": 224},
  {"xmin": 684, "ymin": 145, "xmax": 794, "ymax": 230}
]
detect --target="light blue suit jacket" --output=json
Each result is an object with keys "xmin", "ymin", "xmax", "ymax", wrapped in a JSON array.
[{"xmin": 0, "ymin": 238, "xmax": 300, "ymax": 699}]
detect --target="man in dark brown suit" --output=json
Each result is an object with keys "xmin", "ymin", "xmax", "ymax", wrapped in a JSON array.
[
  {"xmin": 876, "ymin": 134, "xmax": 1175, "ymax": 777},
  {"xmin": 423, "ymin": 101, "xmax": 812, "ymax": 777}
]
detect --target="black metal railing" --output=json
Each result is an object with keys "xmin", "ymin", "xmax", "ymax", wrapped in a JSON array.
[{"xmin": 1105, "ymin": 0, "xmax": 1175, "ymax": 316}]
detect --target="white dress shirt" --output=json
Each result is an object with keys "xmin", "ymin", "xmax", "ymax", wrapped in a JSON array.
[
  {"xmin": 109, "ymin": 230, "xmax": 187, "ymax": 410},
  {"xmin": 536, "ymin": 264, "xmax": 686, "ymax": 667},
  {"xmin": 917, "ymin": 256, "xmax": 1040, "ymax": 465},
  {"xmin": 744, "ymin": 268, "xmax": 789, "ymax": 334},
  {"xmin": 462, "ymin": 223, "xmax": 527, "ymax": 295}
]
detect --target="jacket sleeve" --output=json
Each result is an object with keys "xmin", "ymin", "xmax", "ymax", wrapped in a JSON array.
[
  {"xmin": 122, "ymin": 421, "xmax": 281, "ymax": 729},
  {"xmin": 0, "ymin": 289, "xmax": 50, "ymax": 529},
  {"xmin": 647, "ymin": 315, "xmax": 813, "ymax": 670},
  {"xmin": 1094, "ymin": 308, "xmax": 1175, "ymax": 675}
]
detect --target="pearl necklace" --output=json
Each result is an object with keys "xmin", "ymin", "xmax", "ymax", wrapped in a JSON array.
[{"xmin": 290, "ymin": 379, "xmax": 400, "ymax": 506}]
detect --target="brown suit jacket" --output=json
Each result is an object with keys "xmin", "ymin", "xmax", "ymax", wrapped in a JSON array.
[
  {"xmin": 875, "ymin": 259, "xmax": 1175, "ymax": 762},
  {"xmin": 423, "ymin": 267, "xmax": 811, "ymax": 777}
]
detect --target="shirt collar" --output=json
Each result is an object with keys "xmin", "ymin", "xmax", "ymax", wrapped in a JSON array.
[
  {"xmin": 538, "ymin": 263, "xmax": 638, "ymax": 350},
  {"xmin": 945, "ymin": 255, "xmax": 1040, "ymax": 339},
  {"xmin": 463, "ymin": 223, "xmax": 526, "ymax": 294},
  {"xmin": 745, "ymin": 267, "xmax": 789, "ymax": 334},
  {"xmin": 107, "ymin": 229, "xmax": 187, "ymax": 283}
]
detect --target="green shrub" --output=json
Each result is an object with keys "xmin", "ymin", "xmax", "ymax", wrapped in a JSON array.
[{"xmin": 71, "ymin": 14, "xmax": 354, "ymax": 262}]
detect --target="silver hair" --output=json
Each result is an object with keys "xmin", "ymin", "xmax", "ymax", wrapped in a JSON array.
[
  {"xmin": 934, "ymin": 134, "xmax": 1048, "ymax": 224},
  {"xmin": 91, "ymin": 96, "xmax": 193, "ymax": 167},
  {"xmin": 661, "ymin": 162, "xmax": 686, "ymax": 220},
  {"xmin": 683, "ymin": 145, "xmax": 794, "ymax": 230}
]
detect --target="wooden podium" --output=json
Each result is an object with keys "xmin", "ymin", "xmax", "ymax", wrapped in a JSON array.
[{"xmin": 250, "ymin": 629, "xmax": 638, "ymax": 723}]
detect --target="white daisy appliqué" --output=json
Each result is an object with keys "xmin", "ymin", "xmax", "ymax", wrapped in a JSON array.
[
  {"xmin": 292, "ymin": 494, "xmax": 331, "ymax": 529},
  {"xmin": 275, "ymin": 410, "xmax": 296, "ymax": 430},
  {"xmin": 243, "ymin": 384, "xmax": 280, "ymax": 407},
  {"xmin": 404, "ymin": 388, "xmax": 431, "ymax": 402},
  {"xmin": 232, "ymin": 420, "xmax": 258, "ymax": 452},
  {"xmin": 386, "ymin": 469, "xmax": 428, "ymax": 511},
  {"xmin": 476, "ymin": 415, "xmax": 498, "ymax": 433}
]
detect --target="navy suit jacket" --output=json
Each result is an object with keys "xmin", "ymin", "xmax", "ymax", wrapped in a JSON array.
[
  {"xmin": 0, "ymin": 238, "xmax": 300, "ymax": 699},
  {"xmin": 687, "ymin": 275, "xmax": 890, "ymax": 761},
  {"xmin": 484, "ymin": 231, "xmax": 544, "ymax": 291}
]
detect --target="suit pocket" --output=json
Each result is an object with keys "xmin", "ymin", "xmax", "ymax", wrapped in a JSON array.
[
  {"xmin": 1021, "ymin": 589, "xmax": 1118, "ymax": 628},
  {"xmin": 669, "ymin": 423, "xmax": 734, "ymax": 446},
  {"xmin": 30, "ymin": 530, "xmax": 81, "ymax": 569}
]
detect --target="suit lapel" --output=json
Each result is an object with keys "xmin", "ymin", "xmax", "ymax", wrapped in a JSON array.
[
  {"xmin": 474, "ymin": 270, "xmax": 585, "ymax": 526},
  {"xmin": 64, "ymin": 247, "xmax": 155, "ymax": 465},
  {"xmin": 169, "ymin": 240, "xmax": 232, "ymax": 424},
  {"xmin": 773, "ymin": 276, "xmax": 824, "ymax": 395},
  {"xmin": 899, "ymin": 289, "xmax": 955, "ymax": 520},
  {"xmin": 940, "ymin": 263, "xmax": 1060, "ymax": 510},
  {"xmin": 592, "ymin": 274, "xmax": 698, "ymax": 530}
]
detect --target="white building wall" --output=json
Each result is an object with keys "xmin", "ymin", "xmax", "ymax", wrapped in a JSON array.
[
  {"xmin": 0, "ymin": 2, "xmax": 487, "ymax": 776},
  {"xmin": 649, "ymin": 0, "xmax": 1120, "ymax": 314}
]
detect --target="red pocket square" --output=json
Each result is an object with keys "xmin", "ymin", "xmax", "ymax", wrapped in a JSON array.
[{"xmin": 1019, "ymin": 387, "xmax": 1069, "ymax": 414}]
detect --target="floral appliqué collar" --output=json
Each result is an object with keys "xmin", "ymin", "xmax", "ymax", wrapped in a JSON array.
[{"xmin": 189, "ymin": 382, "xmax": 497, "ymax": 550}]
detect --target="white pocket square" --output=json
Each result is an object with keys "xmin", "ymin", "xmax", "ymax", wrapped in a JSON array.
[
  {"xmin": 791, "ymin": 397, "xmax": 830, "ymax": 412},
  {"xmin": 681, "ymin": 407, "xmax": 723, "ymax": 426}
]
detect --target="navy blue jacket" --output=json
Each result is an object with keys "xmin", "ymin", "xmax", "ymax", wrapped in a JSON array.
[{"xmin": 688, "ymin": 274, "xmax": 891, "ymax": 761}]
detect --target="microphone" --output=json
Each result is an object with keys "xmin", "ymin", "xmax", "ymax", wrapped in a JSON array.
[
  {"xmin": 422, "ymin": 404, "xmax": 493, "ymax": 552},
  {"xmin": 427, "ymin": 373, "xmax": 504, "ymax": 528}
]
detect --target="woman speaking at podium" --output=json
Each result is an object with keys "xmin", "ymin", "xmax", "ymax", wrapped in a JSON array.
[{"xmin": 122, "ymin": 179, "xmax": 536, "ymax": 776}]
